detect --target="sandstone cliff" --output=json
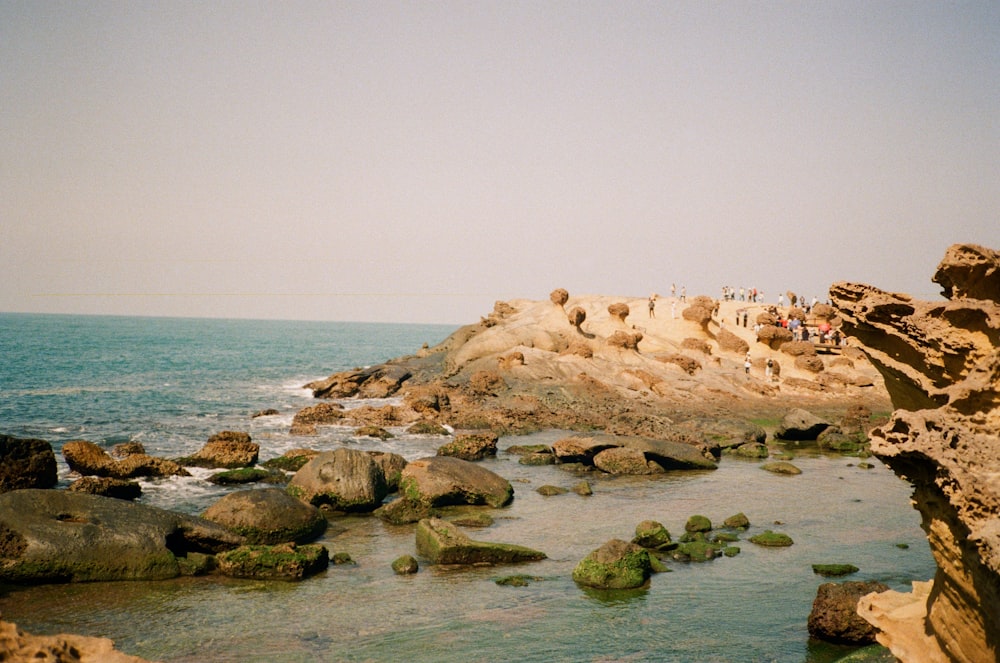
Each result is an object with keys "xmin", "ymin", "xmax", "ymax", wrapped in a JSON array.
[{"xmin": 830, "ymin": 243, "xmax": 1000, "ymax": 663}]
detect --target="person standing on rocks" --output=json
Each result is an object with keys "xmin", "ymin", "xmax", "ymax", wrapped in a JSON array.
[
  {"xmin": 744, "ymin": 352, "xmax": 752, "ymax": 376},
  {"xmin": 648, "ymin": 294, "xmax": 656, "ymax": 318}
]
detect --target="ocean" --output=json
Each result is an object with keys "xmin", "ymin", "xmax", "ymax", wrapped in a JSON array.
[{"xmin": 0, "ymin": 312, "xmax": 935, "ymax": 662}]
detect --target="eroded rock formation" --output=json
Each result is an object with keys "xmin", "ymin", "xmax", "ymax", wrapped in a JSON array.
[{"xmin": 831, "ymin": 243, "xmax": 1000, "ymax": 663}]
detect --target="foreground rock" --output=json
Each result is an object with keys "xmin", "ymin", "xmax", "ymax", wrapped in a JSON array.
[
  {"xmin": 831, "ymin": 243, "xmax": 1000, "ymax": 663},
  {"xmin": 808, "ymin": 580, "xmax": 889, "ymax": 645},
  {"xmin": 0, "ymin": 617, "xmax": 152, "ymax": 663},
  {"xmin": 0, "ymin": 489, "xmax": 243, "ymax": 583},
  {"xmin": 415, "ymin": 517, "xmax": 545, "ymax": 565},
  {"xmin": 202, "ymin": 488, "xmax": 327, "ymax": 544},
  {"xmin": 0, "ymin": 434, "xmax": 57, "ymax": 492}
]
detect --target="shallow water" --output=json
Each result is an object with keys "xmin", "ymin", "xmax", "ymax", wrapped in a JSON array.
[
  {"xmin": 0, "ymin": 314, "xmax": 935, "ymax": 662},
  {"xmin": 1, "ymin": 434, "xmax": 933, "ymax": 663}
]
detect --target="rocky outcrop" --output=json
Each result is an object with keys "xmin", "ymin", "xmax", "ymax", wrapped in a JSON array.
[
  {"xmin": 0, "ymin": 617, "xmax": 152, "ymax": 663},
  {"xmin": 306, "ymin": 364, "xmax": 412, "ymax": 399},
  {"xmin": 62, "ymin": 440, "xmax": 188, "ymax": 479},
  {"xmin": 0, "ymin": 489, "xmax": 243, "ymax": 583},
  {"xmin": 202, "ymin": 488, "xmax": 327, "ymax": 544},
  {"xmin": 179, "ymin": 431, "xmax": 259, "ymax": 469},
  {"xmin": 830, "ymin": 243, "xmax": 1000, "ymax": 663},
  {"xmin": 0, "ymin": 434, "xmax": 57, "ymax": 492}
]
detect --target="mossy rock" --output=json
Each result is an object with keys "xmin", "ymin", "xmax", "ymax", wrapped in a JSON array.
[
  {"xmin": 495, "ymin": 574, "xmax": 543, "ymax": 587},
  {"xmin": 355, "ymin": 426, "xmax": 393, "ymax": 440},
  {"xmin": 406, "ymin": 421, "xmax": 451, "ymax": 436},
  {"xmin": 536, "ymin": 485, "xmax": 568, "ymax": 496},
  {"xmin": 632, "ymin": 520, "xmax": 672, "ymax": 550},
  {"xmin": 723, "ymin": 512, "xmax": 750, "ymax": 529},
  {"xmin": 375, "ymin": 498, "xmax": 433, "ymax": 525},
  {"xmin": 416, "ymin": 518, "xmax": 546, "ymax": 565},
  {"xmin": 895, "ymin": 543, "xmax": 910, "ymax": 550},
  {"xmin": 685, "ymin": 515, "xmax": 712, "ymax": 533},
  {"xmin": 729, "ymin": 443, "xmax": 769, "ymax": 459},
  {"xmin": 572, "ymin": 481, "xmax": 593, "ymax": 496},
  {"xmin": 216, "ymin": 543, "xmax": 329, "ymax": 580},
  {"xmin": 723, "ymin": 546, "xmax": 740, "ymax": 557},
  {"xmin": 391, "ymin": 555, "xmax": 418, "ymax": 575},
  {"xmin": 520, "ymin": 453, "xmax": 556, "ymax": 466},
  {"xmin": 177, "ymin": 552, "xmax": 217, "ymax": 576},
  {"xmin": 262, "ymin": 455, "xmax": 311, "ymax": 472},
  {"xmin": 749, "ymin": 530, "xmax": 794, "ymax": 547},
  {"xmin": 812, "ymin": 563, "xmax": 859, "ymax": 577},
  {"xmin": 761, "ymin": 461, "xmax": 803, "ymax": 475},
  {"xmin": 573, "ymin": 539, "xmax": 652, "ymax": 590},
  {"xmin": 207, "ymin": 467, "xmax": 284, "ymax": 485},
  {"xmin": 331, "ymin": 552, "xmax": 354, "ymax": 565},
  {"xmin": 672, "ymin": 540, "xmax": 719, "ymax": 562},
  {"xmin": 679, "ymin": 531, "xmax": 706, "ymax": 543},
  {"xmin": 506, "ymin": 444, "xmax": 551, "ymax": 455},
  {"xmin": 449, "ymin": 512, "xmax": 494, "ymax": 528},
  {"xmin": 711, "ymin": 532, "xmax": 740, "ymax": 544}
]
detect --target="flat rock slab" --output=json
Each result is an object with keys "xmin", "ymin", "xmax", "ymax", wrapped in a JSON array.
[
  {"xmin": 415, "ymin": 517, "xmax": 545, "ymax": 565},
  {"xmin": 0, "ymin": 489, "xmax": 244, "ymax": 583}
]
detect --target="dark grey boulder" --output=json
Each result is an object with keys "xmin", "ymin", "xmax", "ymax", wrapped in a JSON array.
[{"xmin": 0, "ymin": 489, "xmax": 244, "ymax": 584}]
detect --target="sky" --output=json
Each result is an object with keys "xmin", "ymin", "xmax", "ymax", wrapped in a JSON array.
[{"xmin": 2, "ymin": 1, "xmax": 998, "ymax": 325}]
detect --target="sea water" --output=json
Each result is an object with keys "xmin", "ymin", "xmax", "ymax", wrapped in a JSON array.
[{"xmin": 0, "ymin": 313, "xmax": 935, "ymax": 662}]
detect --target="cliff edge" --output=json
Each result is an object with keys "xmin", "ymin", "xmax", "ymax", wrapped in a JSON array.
[{"xmin": 830, "ymin": 243, "xmax": 1000, "ymax": 663}]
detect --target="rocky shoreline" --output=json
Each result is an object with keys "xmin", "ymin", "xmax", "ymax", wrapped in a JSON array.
[{"xmin": 4, "ymin": 245, "xmax": 993, "ymax": 662}]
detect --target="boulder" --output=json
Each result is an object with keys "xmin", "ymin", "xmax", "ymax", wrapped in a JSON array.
[
  {"xmin": 656, "ymin": 353, "xmax": 701, "ymax": 375},
  {"xmin": 682, "ymin": 304, "xmax": 712, "ymax": 326},
  {"xmin": 780, "ymin": 340, "xmax": 817, "ymax": 357},
  {"xmin": 681, "ymin": 337, "xmax": 712, "ymax": 354},
  {"xmin": 723, "ymin": 512, "xmax": 750, "ymax": 529},
  {"xmin": 749, "ymin": 530, "xmax": 794, "ymax": 547},
  {"xmin": 62, "ymin": 440, "xmax": 188, "ymax": 479},
  {"xmin": 572, "ymin": 539, "xmax": 652, "ymax": 590},
  {"xmin": 761, "ymin": 461, "xmax": 802, "ymax": 475},
  {"xmin": 290, "ymin": 402, "xmax": 345, "ymax": 434},
  {"xmin": 775, "ymin": 409, "xmax": 832, "ymax": 440},
  {"xmin": 215, "ymin": 542, "xmax": 329, "ymax": 580},
  {"xmin": 375, "ymin": 497, "xmax": 433, "ymax": 525},
  {"xmin": 0, "ymin": 489, "xmax": 243, "ymax": 583},
  {"xmin": 437, "ymin": 431, "xmax": 499, "ymax": 461},
  {"xmin": 179, "ymin": 431, "xmax": 259, "ymax": 469},
  {"xmin": 607, "ymin": 330, "xmax": 642, "ymax": 350},
  {"xmin": 607, "ymin": 302, "xmax": 630, "ymax": 323},
  {"xmin": 0, "ymin": 434, "xmax": 57, "ymax": 492},
  {"xmin": 392, "ymin": 555, "xmax": 419, "ymax": 575},
  {"xmin": 593, "ymin": 447, "xmax": 664, "ymax": 475},
  {"xmin": 552, "ymin": 435, "xmax": 618, "ymax": 464},
  {"xmin": 756, "ymin": 324, "xmax": 793, "ymax": 349},
  {"xmin": 550, "ymin": 288, "xmax": 569, "ymax": 307},
  {"xmin": 616, "ymin": 435, "xmax": 718, "ymax": 470},
  {"xmin": 287, "ymin": 448, "xmax": 389, "ymax": 512},
  {"xmin": 262, "ymin": 449, "xmax": 318, "ymax": 473},
  {"xmin": 568, "ymin": 306, "xmax": 586, "ymax": 328},
  {"xmin": 685, "ymin": 515, "xmax": 712, "ymax": 533},
  {"xmin": 795, "ymin": 355, "xmax": 826, "ymax": 373},
  {"xmin": 202, "ymin": 488, "xmax": 327, "ymax": 544},
  {"xmin": 399, "ymin": 456, "xmax": 513, "ymax": 508},
  {"xmin": 68, "ymin": 477, "xmax": 141, "ymax": 500},
  {"xmin": 415, "ymin": 517, "xmax": 546, "ymax": 565},
  {"xmin": 932, "ymin": 243, "xmax": 1000, "ymax": 301},
  {"xmin": 808, "ymin": 580, "xmax": 889, "ymax": 644},
  {"xmin": 632, "ymin": 520, "xmax": 673, "ymax": 550},
  {"xmin": 207, "ymin": 468, "xmax": 285, "ymax": 485}
]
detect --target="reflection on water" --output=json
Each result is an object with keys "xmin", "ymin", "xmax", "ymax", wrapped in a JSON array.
[{"xmin": 0, "ymin": 434, "xmax": 934, "ymax": 663}]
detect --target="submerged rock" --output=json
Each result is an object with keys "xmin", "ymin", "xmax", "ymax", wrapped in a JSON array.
[
  {"xmin": 415, "ymin": 517, "xmax": 546, "ymax": 565},
  {"xmin": 215, "ymin": 542, "xmax": 329, "ymax": 580}
]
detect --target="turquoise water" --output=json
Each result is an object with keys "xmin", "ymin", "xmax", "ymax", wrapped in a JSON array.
[{"xmin": 0, "ymin": 313, "xmax": 935, "ymax": 662}]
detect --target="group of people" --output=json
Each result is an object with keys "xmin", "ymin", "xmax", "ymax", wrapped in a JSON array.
[
  {"xmin": 722, "ymin": 286, "xmax": 763, "ymax": 303},
  {"xmin": 647, "ymin": 286, "xmax": 685, "ymax": 319}
]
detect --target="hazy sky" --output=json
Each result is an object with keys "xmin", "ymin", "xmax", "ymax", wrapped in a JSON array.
[{"xmin": 2, "ymin": 1, "xmax": 998, "ymax": 324}]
